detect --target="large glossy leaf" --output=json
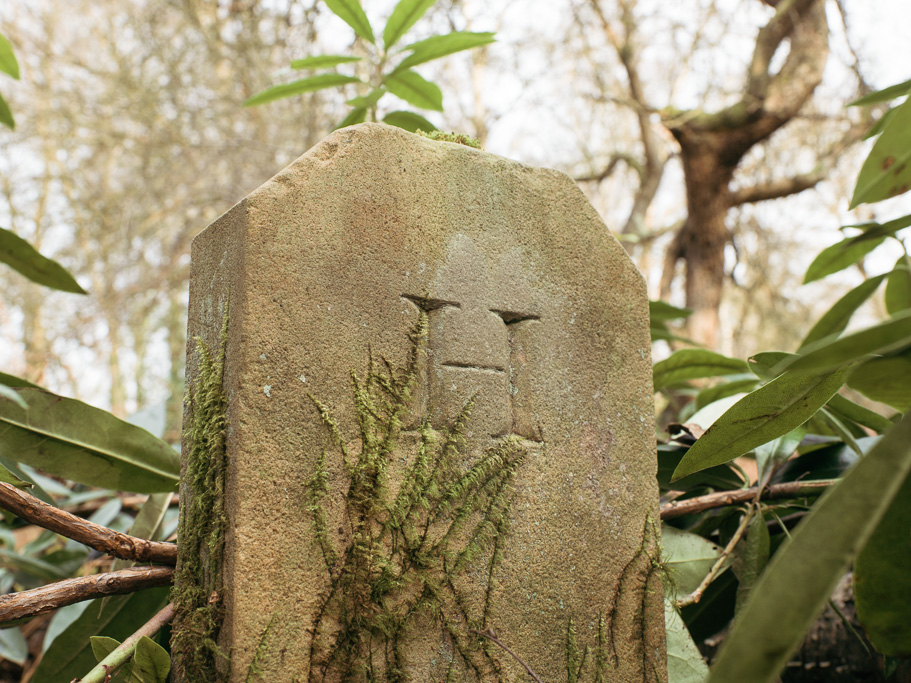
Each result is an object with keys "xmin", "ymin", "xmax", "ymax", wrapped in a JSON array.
[
  {"xmin": 243, "ymin": 74, "xmax": 361, "ymax": 107},
  {"xmin": 394, "ymin": 31, "xmax": 495, "ymax": 73},
  {"xmin": 665, "ymin": 599, "xmax": 710, "ymax": 683},
  {"xmin": 802, "ymin": 234, "xmax": 885, "ymax": 284},
  {"xmin": 0, "ymin": 34, "xmax": 18, "ymax": 79},
  {"xmin": 847, "ymin": 351, "xmax": 911, "ymax": 412},
  {"xmin": 784, "ymin": 308, "xmax": 911, "ymax": 374},
  {"xmin": 653, "ymin": 350, "xmax": 749, "ymax": 391},
  {"xmin": 324, "ymin": 0, "xmax": 375, "ymax": 43},
  {"xmin": 849, "ymin": 78, "xmax": 911, "ymax": 107},
  {"xmin": 33, "ymin": 588, "xmax": 170, "ymax": 682},
  {"xmin": 383, "ymin": 0, "xmax": 436, "ymax": 48},
  {"xmin": 290, "ymin": 54, "xmax": 361, "ymax": 70},
  {"xmin": 0, "ymin": 227, "xmax": 86, "ymax": 293},
  {"xmin": 672, "ymin": 368, "xmax": 850, "ymax": 481},
  {"xmin": 382, "ymin": 109, "xmax": 436, "ymax": 132},
  {"xmin": 850, "ymin": 96, "xmax": 911, "ymax": 208},
  {"xmin": 885, "ymin": 257, "xmax": 911, "ymax": 315},
  {"xmin": 384, "ymin": 69, "xmax": 443, "ymax": 111},
  {"xmin": 0, "ymin": 388, "xmax": 179, "ymax": 493},
  {"xmin": 708, "ymin": 414, "xmax": 911, "ymax": 683},
  {"xmin": 855, "ymin": 466, "xmax": 911, "ymax": 656},
  {"xmin": 799, "ymin": 274, "xmax": 886, "ymax": 348}
]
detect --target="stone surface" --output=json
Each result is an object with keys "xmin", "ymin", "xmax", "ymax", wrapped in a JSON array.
[{"xmin": 175, "ymin": 123, "xmax": 665, "ymax": 681}]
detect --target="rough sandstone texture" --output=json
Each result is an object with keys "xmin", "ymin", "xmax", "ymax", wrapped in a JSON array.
[{"xmin": 175, "ymin": 123, "xmax": 665, "ymax": 681}]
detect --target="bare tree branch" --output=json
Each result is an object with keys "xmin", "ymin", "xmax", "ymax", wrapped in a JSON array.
[
  {"xmin": 730, "ymin": 170, "xmax": 826, "ymax": 206},
  {"xmin": 0, "ymin": 567, "xmax": 173, "ymax": 625},
  {"xmin": 660, "ymin": 479, "xmax": 834, "ymax": 520},
  {"xmin": 575, "ymin": 152, "xmax": 643, "ymax": 183},
  {"xmin": 0, "ymin": 483, "xmax": 177, "ymax": 565}
]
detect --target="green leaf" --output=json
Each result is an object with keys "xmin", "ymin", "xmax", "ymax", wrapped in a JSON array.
[
  {"xmin": 849, "ymin": 78, "xmax": 911, "ymax": 107},
  {"xmin": 755, "ymin": 426, "xmax": 805, "ymax": 486},
  {"xmin": 733, "ymin": 513, "xmax": 770, "ymax": 614},
  {"xmin": 0, "ymin": 627, "xmax": 27, "ymax": 666},
  {"xmin": 0, "ymin": 388, "xmax": 179, "ymax": 493},
  {"xmin": 885, "ymin": 257, "xmax": 911, "ymax": 315},
  {"xmin": 394, "ymin": 31, "xmax": 495, "ymax": 73},
  {"xmin": 662, "ymin": 525, "xmax": 722, "ymax": 596},
  {"xmin": 653, "ymin": 349, "xmax": 749, "ymax": 391},
  {"xmin": 784, "ymin": 308, "xmax": 911, "ymax": 374},
  {"xmin": 0, "ymin": 227, "xmax": 87, "ymax": 293},
  {"xmin": 381, "ymin": 109, "xmax": 436, "ymax": 132},
  {"xmin": 0, "ymin": 457, "xmax": 32, "ymax": 488},
  {"xmin": 0, "ymin": 94, "xmax": 12, "ymax": 130},
  {"xmin": 0, "ymin": 34, "xmax": 19, "ymax": 80},
  {"xmin": 850, "ymin": 96, "xmax": 911, "ymax": 208},
  {"xmin": 383, "ymin": 0, "xmax": 437, "ymax": 48},
  {"xmin": 0, "ymin": 372, "xmax": 41, "ymax": 388},
  {"xmin": 657, "ymin": 445, "xmax": 745, "ymax": 492},
  {"xmin": 748, "ymin": 351, "xmax": 794, "ymax": 379},
  {"xmin": 335, "ymin": 107, "xmax": 367, "ymax": 130},
  {"xmin": 864, "ymin": 106, "xmax": 899, "ymax": 140},
  {"xmin": 708, "ymin": 414, "xmax": 911, "ymax": 683},
  {"xmin": 0, "ymin": 384, "xmax": 26, "ymax": 409},
  {"xmin": 649, "ymin": 300, "xmax": 692, "ymax": 322},
  {"xmin": 243, "ymin": 74, "xmax": 362, "ymax": 107},
  {"xmin": 384, "ymin": 69, "xmax": 443, "ymax": 111},
  {"xmin": 290, "ymin": 54, "xmax": 361, "ymax": 70},
  {"xmin": 90, "ymin": 635, "xmax": 121, "ymax": 663},
  {"xmin": 672, "ymin": 367, "xmax": 850, "ymax": 481},
  {"xmin": 847, "ymin": 351, "xmax": 911, "ymax": 412},
  {"xmin": 34, "ymin": 588, "xmax": 170, "ymax": 682},
  {"xmin": 802, "ymin": 235, "xmax": 885, "ymax": 284},
  {"xmin": 799, "ymin": 274, "xmax": 886, "ymax": 348},
  {"xmin": 665, "ymin": 599, "xmax": 710, "ymax": 683},
  {"xmin": 347, "ymin": 87, "xmax": 385, "ymax": 108},
  {"xmin": 855, "ymin": 466, "xmax": 911, "ymax": 656},
  {"xmin": 818, "ymin": 406, "xmax": 863, "ymax": 457},
  {"xmin": 134, "ymin": 636, "xmax": 171, "ymax": 683},
  {"xmin": 0, "ymin": 547, "xmax": 71, "ymax": 581},
  {"xmin": 695, "ymin": 378, "xmax": 759, "ymax": 410},
  {"xmin": 826, "ymin": 393, "xmax": 894, "ymax": 433},
  {"xmin": 324, "ymin": 0, "xmax": 375, "ymax": 43}
]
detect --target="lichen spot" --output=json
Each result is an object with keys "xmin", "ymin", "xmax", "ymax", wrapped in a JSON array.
[{"xmin": 264, "ymin": 385, "xmax": 272, "ymax": 397}]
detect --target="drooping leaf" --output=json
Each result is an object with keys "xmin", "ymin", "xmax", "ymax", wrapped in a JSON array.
[
  {"xmin": 855, "ymin": 466, "xmax": 911, "ymax": 656},
  {"xmin": 755, "ymin": 425, "xmax": 805, "ymax": 486},
  {"xmin": 0, "ymin": 94, "xmax": 12, "ymax": 130},
  {"xmin": 708, "ymin": 414, "xmax": 911, "ymax": 683},
  {"xmin": 800, "ymin": 274, "xmax": 886, "ymax": 348},
  {"xmin": 394, "ymin": 31, "xmax": 495, "ymax": 73},
  {"xmin": 347, "ymin": 87, "xmax": 385, "ymax": 108},
  {"xmin": 0, "ymin": 227, "xmax": 86, "ymax": 293},
  {"xmin": 134, "ymin": 635, "xmax": 171, "ymax": 682},
  {"xmin": 672, "ymin": 367, "xmax": 850, "ymax": 481},
  {"xmin": 784, "ymin": 308, "xmax": 911, "ymax": 374},
  {"xmin": 381, "ymin": 109, "xmax": 436, "ymax": 132},
  {"xmin": 695, "ymin": 378, "xmax": 759, "ymax": 410},
  {"xmin": 384, "ymin": 69, "xmax": 443, "ymax": 111},
  {"xmin": 0, "ymin": 34, "xmax": 19, "ymax": 80},
  {"xmin": 243, "ymin": 74, "xmax": 362, "ymax": 107},
  {"xmin": 850, "ymin": 96, "xmax": 911, "ymax": 208},
  {"xmin": 0, "ymin": 388, "xmax": 179, "ymax": 493},
  {"xmin": 665, "ymin": 599, "xmax": 710, "ymax": 683},
  {"xmin": 802, "ymin": 235, "xmax": 885, "ymax": 284},
  {"xmin": 826, "ymin": 393, "xmax": 894, "ymax": 434},
  {"xmin": 650, "ymin": 300, "xmax": 692, "ymax": 322},
  {"xmin": 324, "ymin": 0, "xmax": 375, "ymax": 43},
  {"xmin": 849, "ymin": 78, "xmax": 911, "ymax": 107},
  {"xmin": 383, "ymin": 0, "xmax": 437, "ymax": 49},
  {"xmin": 847, "ymin": 351, "xmax": 911, "ymax": 412},
  {"xmin": 0, "ymin": 372, "xmax": 40, "ymax": 388},
  {"xmin": 335, "ymin": 106, "xmax": 367, "ymax": 130},
  {"xmin": 885, "ymin": 257, "xmax": 911, "ymax": 315},
  {"xmin": 733, "ymin": 513, "xmax": 770, "ymax": 614},
  {"xmin": 653, "ymin": 349, "xmax": 749, "ymax": 392},
  {"xmin": 748, "ymin": 351, "xmax": 794, "ymax": 379},
  {"xmin": 34, "ymin": 589, "xmax": 170, "ymax": 682},
  {"xmin": 818, "ymin": 407, "xmax": 863, "ymax": 457},
  {"xmin": 290, "ymin": 54, "xmax": 362, "ymax": 70}
]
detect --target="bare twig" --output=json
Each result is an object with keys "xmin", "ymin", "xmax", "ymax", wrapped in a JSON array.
[
  {"xmin": 660, "ymin": 479, "xmax": 833, "ymax": 520},
  {"xmin": 0, "ymin": 483, "xmax": 177, "ymax": 564},
  {"xmin": 73, "ymin": 601, "xmax": 175, "ymax": 683},
  {"xmin": 469, "ymin": 628, "xmax": 544, "ymax": 683},
  {"xmin": 0, "ymin": 567, "xmax": 173, "ymax": 625}
]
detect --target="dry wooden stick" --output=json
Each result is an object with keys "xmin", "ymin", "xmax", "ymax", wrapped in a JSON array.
[
  {"xmin": 660, "ymin": 479, "xmax": 833, "ymax": 520},
  {"xmin": 0, "ymin": 566, "xmax": 173, "ymax": 624},
  {"xmin": 0, "ymin": 483, "xmax": 177, "ymax": 564}
]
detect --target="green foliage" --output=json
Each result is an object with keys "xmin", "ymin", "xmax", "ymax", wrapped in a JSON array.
[
  {"xmin": 851, "ymin": 95, "xmax": 911, "ymax": 207},
  {"xmin": 0, "ymin": 32, "xmax": 19, "ymax": 130},
  {"xmin": 244, "ymin": 0, "xmax": 495, "ymax": 132},
  {"xmin": 417, "ymin": 129, "xmax": 482, "ymax": 148},
  {"xmin": 170, "ymin": 315, "xmax": 230, "ymax": 681},
  {"xmin": 305, "ymin": 313, "xmax": 527, "ymax": 680},
  {"xmin": 0, "ymin": 226, "xmax": 87, "ymax": 293},
  {"xmin": 652, "ymin": 349, "xmax": 748, "ymax": 391}
]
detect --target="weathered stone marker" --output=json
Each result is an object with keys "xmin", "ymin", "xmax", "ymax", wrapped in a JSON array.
[{"xmin": 174, "ymin": 123, "xmax": 665, "ymax": 682}]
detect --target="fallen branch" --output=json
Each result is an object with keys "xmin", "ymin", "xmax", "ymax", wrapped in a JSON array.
[
  {"xmin": 0, "ymin": 567, "xmax": 173, "ymax": 625},
  {"xmin": 74, "ymin": 601, "xmax": 175, "ymax": 683},
  {"xmin": 660, "ymin": 480, "xmax": 833, "ymax": 520},
  {"xmin": 0, "ymin": 483, "xmax": 177, "ymax": 564},
  {"xmin": 469, "ymin": 628, "xmax": 543, "ymax": 683}
]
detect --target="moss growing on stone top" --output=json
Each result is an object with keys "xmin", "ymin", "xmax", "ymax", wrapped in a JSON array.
[{"xmin": 417, "ymin": 130, "xmax": 482, "ymax": 149}]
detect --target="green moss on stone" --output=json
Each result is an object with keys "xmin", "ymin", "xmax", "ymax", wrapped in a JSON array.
[{"xmin": 417, "ymin": 130, "xmax": 482, "ymax": 149}]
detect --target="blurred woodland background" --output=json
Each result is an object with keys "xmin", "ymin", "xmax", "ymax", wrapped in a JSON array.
[{"xmin": 0, "ymin": 0, "xmax": 907, "ymax": 436}]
